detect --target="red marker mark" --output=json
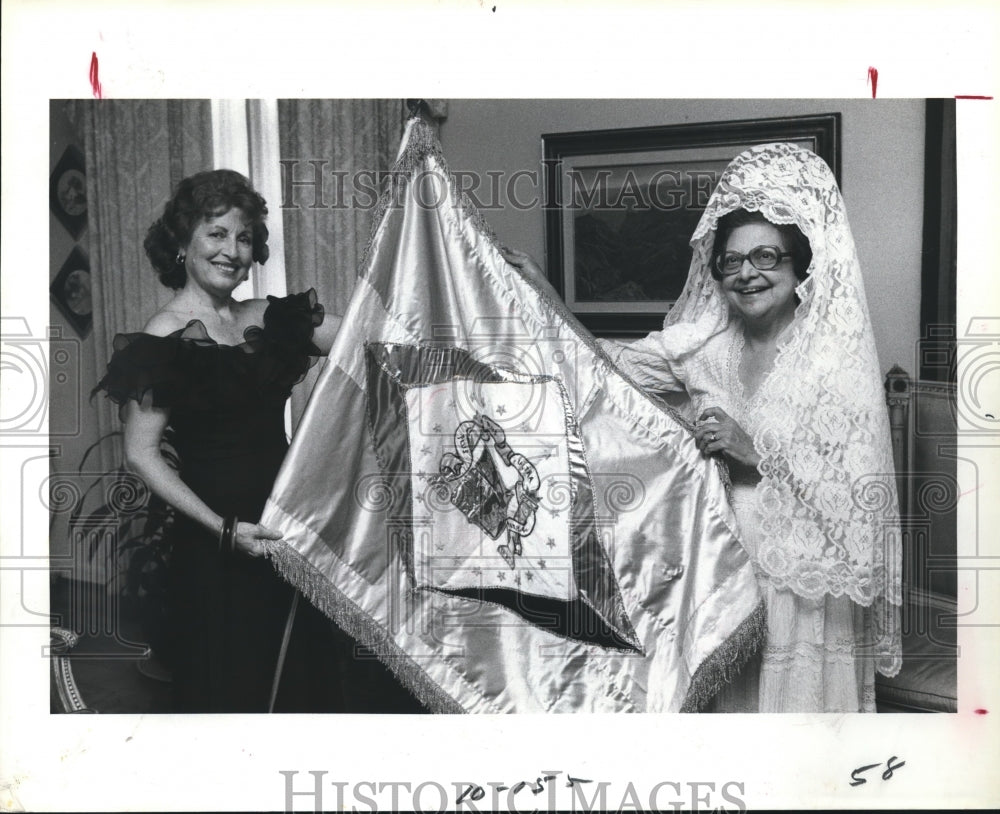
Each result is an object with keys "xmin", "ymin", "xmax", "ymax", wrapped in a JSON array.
[
  {"xmin": 89, "ymin": 52, "xmax": 102, "ymax": 99},
  {"xmin": 955, "ymin": 95, "xmax": 994, "ymax": 100},
  {"xmin": 867, "ymin": 67, "xmax": 878, "ymax": 99},
  {"xmin": 959, "ymin": 483, "xmax": 983, "ymax": 499},
  {"xmin": 974, "ymin": 708, "xmax": 989, "ymax": 715}
]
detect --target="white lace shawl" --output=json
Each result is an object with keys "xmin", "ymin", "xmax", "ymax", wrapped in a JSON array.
[{"xmin": 617, "ymin": 142, "xmax": 901, "ymax": 676}]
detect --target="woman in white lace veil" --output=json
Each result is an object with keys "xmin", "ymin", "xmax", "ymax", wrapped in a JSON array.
[
  {"xmin": 623, "ymin": 142, "xmax": 902, "ymax": 711},
  {"xmin": 507, "ymin": 141, "xmax": 901, "ymax": 712}
]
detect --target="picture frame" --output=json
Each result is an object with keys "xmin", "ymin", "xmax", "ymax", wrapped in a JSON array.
[
  {"xmin": 542, "ymin": 114, "xmax": 841, "ymax": 336},
  {"xmin": 50, "ymin": 246, "xmax": 93, "ymax": 338},
  {"xmin": 49, "ymin": 143, "xmax": 88, "ymax": 240}
]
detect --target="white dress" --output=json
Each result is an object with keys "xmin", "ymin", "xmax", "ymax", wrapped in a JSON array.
[{"xmin": 612, "ymin": 320, "xmax": 877, "ymax": 712}]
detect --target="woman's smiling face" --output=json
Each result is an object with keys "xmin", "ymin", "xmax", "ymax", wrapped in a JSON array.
[
  {"xmin": 719, "ymin": 221, "xmax": 799, "ymax": 330},
  {"xmin": 182, "ymin": 208, "xmax": 253, "ymax": 296}
]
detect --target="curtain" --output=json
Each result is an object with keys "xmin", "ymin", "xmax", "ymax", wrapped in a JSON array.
[
  {"xmin": 68, "ymin": 99, "xmax": 434, "ymax": 449},
  {"xmin": 277, "ymin": 99, "xmax": 402, "ymax": 423},
  {"xmin": 66, "ymin": 100, "xmax": 214, "ymax": 468}
]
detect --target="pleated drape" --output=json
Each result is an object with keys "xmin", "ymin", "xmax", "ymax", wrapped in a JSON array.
[
  {"xmin": 277, "ymin": 100, "xmax": 401, "ymax": 423},
  {"xmin": 271, "ymin": 99, "xmax": 403, "ymax": 424},
  {"xmin": 66, "ymin": 100, "xmax": 214, "ymax": 468},
  {"xmin": 277, "ymin": 99, "xmax": 400, "ymax": 313}
]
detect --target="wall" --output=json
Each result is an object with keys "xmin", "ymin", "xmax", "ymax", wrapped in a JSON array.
[{"xmin": 440, "ymin": 99, "xmax": 926, "ymax": 374}]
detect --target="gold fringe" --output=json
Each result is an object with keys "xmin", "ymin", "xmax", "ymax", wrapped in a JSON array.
[
  {"xmin": 265, "ymin": 541, "xmax": 466, "ymax": 714},
  {"xmin": 293, "ymin": 117, "xmax": 764, "ymax": 714},
  {"xmin": 268, "ymin": 540, "xmax": 765, "ymax": 714},
  {"xmin": 358, "ymin": 118, "xmax": 704, "ymax": 485},
  {"xmin": 679, "ymin": 600, "xmax": 768, "ymax": 713},
  {"xmin": 359, "ymin": 117, "xmax": 501, "ymax": 275}
]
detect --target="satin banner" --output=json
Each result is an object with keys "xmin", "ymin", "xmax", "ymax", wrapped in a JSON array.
[{"xmin": 262, "ymin": 118, "xmax": 764, "ymax": 712}]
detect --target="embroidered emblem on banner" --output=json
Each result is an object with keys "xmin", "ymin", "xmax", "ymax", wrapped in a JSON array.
[
  {"xmin": 364, "ymin": 341, "xmax": 641, "ymax": 652},
  {"xmin": 406, "ymin": 377, "xmax": 574, "ymax": 599},
  {"xmin": 436, "ymin": 414, "xmax": 540, "ymax": 568}
]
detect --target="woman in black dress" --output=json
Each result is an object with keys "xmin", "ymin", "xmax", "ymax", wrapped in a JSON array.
[{"xmin": 95, "ymin": 169, "xmax": 419, "ymax": 713}]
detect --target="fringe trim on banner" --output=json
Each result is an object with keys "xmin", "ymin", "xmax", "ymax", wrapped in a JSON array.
[
  {"xmin": 266, "ymin": 541, "xmax": 467, "ymax": 714},
  {"xmin": 360, "ymin": 116, "xmax": 701, "ymax": 458},
  {"xmin": 679, "ymin": 600, "xmax": 768, "ymax": 713},
  {"xmin": 341, "ymin": 116, "xmax": 756, "ymax": 713},
  {"xmin": 358, "ymin": 116, "xmax": 501, "ymax": 275}
]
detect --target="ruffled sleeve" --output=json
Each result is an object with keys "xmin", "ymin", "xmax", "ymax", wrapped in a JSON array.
[
  {"xmin": 243, "ymin": 288, "xmax": 326, "ymax": 394},
  {"xmin": 250, "ymin": 289, "xmax": 324, "ymax": 355},
  {"xmin": 92, "ymin": 328, "xmax": 218, "ymax": 411},
  {"xmin": 93, "ymin": 290, "xmax": 327, "ymax": 411}
]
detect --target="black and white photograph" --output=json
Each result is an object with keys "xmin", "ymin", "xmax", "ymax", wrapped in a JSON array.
[
  {"xmin": 43, "ymin": 96, "xmax": 955, "ymax": 718},
  {"xmin": 2, "ymin": 3, "xmax": 999, "ymax": 813}
]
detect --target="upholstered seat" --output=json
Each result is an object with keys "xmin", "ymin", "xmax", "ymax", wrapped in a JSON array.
[{"xmin": 877, "ymin": 367, "xmax": 957, "ymax": 713}]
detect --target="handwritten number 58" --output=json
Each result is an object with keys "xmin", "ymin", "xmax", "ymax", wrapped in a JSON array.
[{"xmin": 850, "ymin": 756, "xmax": 906, "ymax": 786}]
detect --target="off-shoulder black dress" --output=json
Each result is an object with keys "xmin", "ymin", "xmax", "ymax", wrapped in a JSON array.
[{"xmin": 95, "ymin": 291, "xmax": 346, "ymax": 712}]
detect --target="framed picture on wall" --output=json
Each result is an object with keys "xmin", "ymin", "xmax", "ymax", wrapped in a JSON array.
[
  {"xmin": 49, "ymin": 144, "xmax": 88, "ymax": 240},
  {"xmin": 50, "ymin": 246, "xmax": 93, "ymax": 338},
  {"xmin": 542, "ymin": 114, "xmax": 840, "ymax": 336}
]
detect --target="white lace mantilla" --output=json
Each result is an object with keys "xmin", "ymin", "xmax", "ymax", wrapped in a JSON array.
[{"xmin": 623, "ymin": 143, "xmax": 902, "ymax": 677}]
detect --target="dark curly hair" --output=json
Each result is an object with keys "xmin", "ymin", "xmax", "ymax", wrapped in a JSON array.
[
  {"xmin": 711, "ymin": 209, "xmax": 812, "ymax": 282},
  {"xmin": 144, "ymin": 169, "xmax": 269, "ymax": 290}
]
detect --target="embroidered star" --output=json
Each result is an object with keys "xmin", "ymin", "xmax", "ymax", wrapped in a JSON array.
[
  {"xmin": 537, "ymin": 559, "xmax": 547, "ymax": 569},
  {"xmin": 414, "ymin": 493, "xmax": 425, "ymax": 504},
  {"xmin": 420, "ymin": 445, "xmax": 432, "ymax": 455},
  {"xmin": 496, "ymin": 404, "xmax": 507, "ymax": 415},
  {"xmin": 435, "ymin": 542, "xmax": 445, "ymax": 551},
  {"xmin": 432, "ymin": 423, "xmax": 443, "ymax": 433},
  {"xmin": 472, "ymin": 566, "xmax": 483, "ymax": 576},
  {"xmin": 546, "ymin": 537, "xmax": 556, "ymax": 549},
  {"xmin": 524, "ymin": 572, "xmax": 534, "ymax": 582},
  {"xmin": 496, "ymin": 571, "xmax": 507, "ymax": 582},
  {"xmin": 452, "ymin": 557, "xmax": 463, "ymax": 566},
  {"xmin": 548, "ymin": 507, "xmax": 561, "ymax": 519},
  {"xmin": 514, "ymin": 573, "xmax": 522, "ymax": 586}
]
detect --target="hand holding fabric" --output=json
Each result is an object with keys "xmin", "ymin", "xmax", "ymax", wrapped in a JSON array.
[
  {"xmin": 695, "ymin": 406, "xmax": 761, "ymax": 468},
  {"xmin": 500, "ymin": 247, "xmax": 548, "ymax": 285},
  {"xmin": 234, "ymin": 522, "xmax": 283, "ymax": 557}
]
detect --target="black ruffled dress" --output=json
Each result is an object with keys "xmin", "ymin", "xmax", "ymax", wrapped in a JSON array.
[{"xmin": 95, "ymin": 291, "xmax": 348, "ymax": 712}]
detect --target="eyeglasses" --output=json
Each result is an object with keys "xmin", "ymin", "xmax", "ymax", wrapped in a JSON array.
[{"xmin": 715, "ymin": 245, "xmax": 793, "ymax": 276}]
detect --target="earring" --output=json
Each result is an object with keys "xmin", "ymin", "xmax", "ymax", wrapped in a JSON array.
[{"xmin": 175, "ymin": 252, "xmax": 186, "ymax": 266}]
